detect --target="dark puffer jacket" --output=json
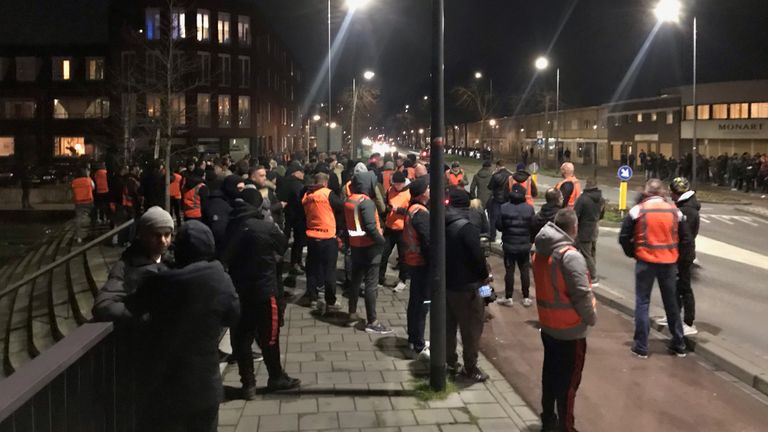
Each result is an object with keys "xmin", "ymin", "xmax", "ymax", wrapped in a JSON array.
[
  {"xmin": 497, "ymin": 190, "xmax": 535, "ymax": 255},
  {"xmin": 676, "ymin": 191, "xmax": 701, "ymax": 262},
  {"xmin": 445, "ymin": 207, "xmax": 489, "ymax": 291},
  {"xmin": 487, "ymin": 167, "xmax": 512, "ymax": 204},
  {"xmin": 574, "ymin": 187, "xmax": 605, "ymax": 242},
  {"xmin": 530, "ymin": 203, "xmax": 561, "ymax": 242}
]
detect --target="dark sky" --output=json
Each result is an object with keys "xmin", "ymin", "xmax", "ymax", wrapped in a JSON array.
[{"xmin": 259, "ymin": 0, "xmax": 768, "ymax": 120}]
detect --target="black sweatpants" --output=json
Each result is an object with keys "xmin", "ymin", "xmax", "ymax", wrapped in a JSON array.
[
  {"xmin": 487, "ymin": 200, "xmax": 502, "ymax": 242},
  {"xmin": 407, "ymin": 265, "xmax": 430, "ymax": 352},
  {"xmin": 379, "ymin": 228, "xmax": 407, "ymax": 283},
  {"xmin": 290, "ymin": 224, "xmax": 307, "ymax": 268},
  {"xmin": 349, "ymin": 260, "xmax": 379, "ymax": 324},
  {"xmin": 446, "ymin": 289, "xmax": 485, "ymax": 370},
  {"xmin": 541, "ymin": 333, "xmax": 587, "ymax": 432},
  {"xmin": 234, "ymin": 296, "xmax": 284, "ymax": 386},
  {"xmin": 170, "ymin": 197, "xmax": 182, "ymax": 226},
  {"xmin": 504, "ymin": 252, "xmax": 531, "ymax": 299},
  {"xmin": 676, "ymin": 259, "xmax": 695, "ymax": 326},
  {"xmin": 306, "ymin": 237, "xmax": 338, "ymax": 304}
]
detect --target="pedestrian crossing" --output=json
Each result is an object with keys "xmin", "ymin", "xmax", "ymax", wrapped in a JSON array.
[{"xmin": 699, "ymin": 215, "xmax": 766, "ymax": 226}]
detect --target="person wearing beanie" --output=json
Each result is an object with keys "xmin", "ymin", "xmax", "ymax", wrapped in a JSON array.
[
  {"xmin": 446, "ymin": 161, "xmax": 466, "ymax": 189},
  {"xmin": 402, "ymin": 178, "xmax": 431, "ymax": 358},
  {"xmin": 225, "ymin": 187, "xmax": 300, "ymax": 396},
  {"xmin": 380, "ymin": 171, "xmax": 411, "ymax": 292},
  {"xmin": 470, "ymin": 160, "xmax": 493, "ymax": 210},
  {"xmin": 574, "ymin": 178, "xmax": 605, "ymax": 287},
  {"xmin": 508, "ymin": 163, "xmax": 538, "ymax": 207},
  {"xmin": 496, "ymin": 183, "xmax": 535, "ymax": 307},
  {"xmin": 127, "ymin": 220, "xmax": 240, "ymax": 432},
  {"xmin": 93, "ymin": 206, "xmax": 174, "ymax": 325},
  {"xmin": 487, "ymin": 160, "xmax": 513, "ymax": 243}
]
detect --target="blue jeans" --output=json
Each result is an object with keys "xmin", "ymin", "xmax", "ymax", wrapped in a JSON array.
[{"xmin": 633, "ymin": 260, "xmax": 685, "ymax": 355}]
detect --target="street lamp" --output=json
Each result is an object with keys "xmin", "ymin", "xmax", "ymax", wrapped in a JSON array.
[
  {"xmin": 474, "ymin": 71, "xmax": 483, "ymax": 79},
  {"xmin": 534, "ymin": 56, "xmax": 550, "ymax": 71},
  {"xmin": 489, "ymin": 119, "xmax": 497, "ymax": 127},
  {"xmin": 351, "ymin": 70, "xmax": 375, "ymax": 158},
  {"xmin": 313, "ymin": 114, "xmax": 321, "ymax": 122},
  {"xmin": 534, "ymin": 56, "xmax": 560, "ymax": 166},
  {"xmin": 654, "ymin": 0, "xmax": 681, "ymax": 23}
]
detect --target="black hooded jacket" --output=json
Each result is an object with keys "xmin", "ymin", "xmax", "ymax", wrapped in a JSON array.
[
  {"xmin": 531, "ymin": 203, "xmax": 561, "ymax": 242},
  {"xmin": 277, "ymin": 173, "xmax": 306, "ymax": 227},
  {"xmin": 497, "ymin": 191, "xmax": 535, "ymax": 255},
  {"xmin": 445, "ymin": 207, "xmax": 489, "ymax": 291},
  {"xmin": 510, "ymin": 170, "xmax": 538, "ymax": 198},
  {"xmin": 202, "ymin": 188, "xmax": 232, "ymax": 257},
  {"xmin": 574, "ymin": 187, "xmax": 605, "ymax": 242},
  {"xmin": 349, "ymin": 173, "xmax": 386, "ymax": 263},
  {"xmin": 676, "ymin": 191, "xmax": 701, "ymax": 261},
  {"xmin": 487, "ymin": 167, "xmax": 512, "ymax": 204}
]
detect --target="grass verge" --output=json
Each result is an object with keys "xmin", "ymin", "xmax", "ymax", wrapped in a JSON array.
[{"xmin": 411, "ymin": 378, "xmax": 458, "ymax": 401}]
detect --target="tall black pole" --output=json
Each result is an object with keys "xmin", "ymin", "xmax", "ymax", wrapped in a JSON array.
[
  {"xmin": 327, "ymin": 0, "xmax": 332, "ymax": 153},
  {"xmin": 429, "ymin": 0, "xmax": 446, "ymax": 392}
]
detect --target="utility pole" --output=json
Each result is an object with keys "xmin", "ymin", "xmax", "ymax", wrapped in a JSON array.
[
  {"xmin": 691, "ymin": 17, "xmax": 698, "ymax": 188},
  {"xmin": 327, "ymin": 0, "xmax": 332, "ymax": 153},
  {"xmin": 351, "ymin": 77, "xmax": 357, "ymax": 159}
]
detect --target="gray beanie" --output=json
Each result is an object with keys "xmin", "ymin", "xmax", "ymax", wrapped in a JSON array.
[{"xmin": 137, "ymin": 206, "xmax": 175, "ymax": 233}]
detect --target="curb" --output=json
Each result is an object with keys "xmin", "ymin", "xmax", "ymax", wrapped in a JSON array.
[
  {"xmin": 489, "ymin": 244, "xmax": 768, "ymax": 399},
  {"xmin": 735, "ymin": 206, "xmax": 768, "ymax": 221}
]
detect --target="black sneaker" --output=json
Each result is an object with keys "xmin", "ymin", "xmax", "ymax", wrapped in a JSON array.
[
  {"xmin": 267, "ymin": 374, "xmax": 301, "ymax": 391},
  {"xmin": 447, "ymin": 362, "xmax": 462, "ymax": 375},
  {"xmin": 365, "ymin": 321, "xmax": 393, "ymax": 335},
  {"xmin": 241, "ymin": 384, "xmax": 257, "ymax": 400},
  {"xmin": 667, "ymin": 344, "xmax": 687, "ymax": 358},
  {"xmin": 540, "ymin": 413, "xmax": 559, "ymax": 432},
  {"xmin": 630, "ymin": 347, "xmax": 648, "ymax": 359},
  {"xmin": 346, "ymin": 312, "xmax": 360, "ymax": 327},
  {"xmin": 461, "ymin": 366, "xmax": 489, "ymax": 382}
]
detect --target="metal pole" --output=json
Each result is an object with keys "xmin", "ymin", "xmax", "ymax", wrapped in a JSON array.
[
  {"xmin": 691, "ymin": 17, "xmax": 698, "ymax": 188},
  {"xmin": 555, "ymin": 67, "xmax": 560, "ymax": 166},
  {"xmin": 429, "ymin": 0, "xmax": 446, "ymax": 392},
  {"xmin": 544, "ymin": 94, "xmax": 549, "ymax": 166},
  {"xmin": 351, "ymin": 77, "xmax": 357, "ymax": 159},
  {"xmin": 327, "ymin": 0, "xmax": 332, "ymax": 153}
]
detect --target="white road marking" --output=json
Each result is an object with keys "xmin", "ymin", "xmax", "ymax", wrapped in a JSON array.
[
  {"xmin": 700, "ymin": 216, "xmax": 711, "ymax": 224},
  {"xmin": 711, "ymin": 215, "xmax": 734, "ymax": 225},
  {"xmin": 734, "ymin": 216, "xmax": 759, "ymax": 227}
]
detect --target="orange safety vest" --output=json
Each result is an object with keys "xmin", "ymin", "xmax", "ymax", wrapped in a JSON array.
[
  {"xmin": 446, "ymin": 170, "xmax": 464, "ymax": 187},
  {"xmin": 508, "ymin": 176, "xmax": 534, "ymax": 206},
  {"xmin": 169, "ymin": 173, "xmax": 182, "ymax": 199},
  {"xmin": 555, "ymin": 176, "xmax": 582, "ymax": 208},
  {"xmin": 631, "ymin": 197, "xmax": 680, "ymax": 264},
  {"xmin": 533, "ymin": 245, "xmax": 590, "ymax": 331},
  {"xmin": 344, "ymin": 194, "xmax": 381, "ymax": 248},
  {"xmin": 384, "ymin": 187, "xmax": 411, "ymax": 231},
  {"xmin": 406, "ymin": 167, "xmax": 416, "ymax": 180},
  {"xmin": 122, "ymin": 184, "xmax": 134, "ymax": 208},
  {"xmin": 183, "ymin": 183, "xmax": 204, "ymax": 219},
  {"xmin": 71, "ymin": 177, "xmax": 94, "ymax": 204},
  {"xmin": 302, "ymin": 187, "xmax": 336, "ymax": 240},
  {"xmin": 94, "ymin": 169, "xmax": 109, "ymax": 194},
  {"xmin": 382, "ymin": 170, "xmax": 394, "ymax": 191},
  {"xmin": 402, "ymin": 203, "xmax": 428, "ymax": 267}
]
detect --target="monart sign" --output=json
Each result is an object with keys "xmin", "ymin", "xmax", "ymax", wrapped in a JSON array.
[{"xmin": 681, "ymin": 120, "xmax": 768, "ymax": 139}]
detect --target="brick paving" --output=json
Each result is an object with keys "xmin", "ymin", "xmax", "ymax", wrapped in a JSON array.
[{"xmin": 217, "ymin": 265, "xmax": 540, "ymax": 432}]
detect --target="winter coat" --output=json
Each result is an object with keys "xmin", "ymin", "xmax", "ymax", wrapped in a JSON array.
[
  {"xmin": 407, "ymin": 200, "xmax": 431, "ymax": 265},
  {"xmin": 202, "ymin": 189, "xmax": 232, "ymax": 258},
  {"xmin": 574, "ymin": 187, "xmax": 605, "ymax": 242},
  {"xmin": 140, "ymin": 170, "xmax": 166, "ymax": 210},
  {"xmin": 510, "ymin": 171, "xmax": 538, "ymax": 198},
  {"xmin": 676, "ymin": 191, "xmax": 701, "ymax": 262},
  {"xmin": 487, "ymin": 168, "xmax": 512, "ymax": 204},
  {"xmin": 349, "ymin": 173, "xmax": 386, "ymax": 264},
  {"xmin": 534, "ymin": 222, "xmax": 597, "ymax": 340},
  {"xmin": 445, "ymin": 207, "xmax": 489, "ymax": 291},
  {"xmin": 469, "ymin": 167, "xmax": 493, "ymax": 206},
  {"xmin": 276, "ymin": 174, "xmax": 306, "ymax": 228},
  {"xmin": 497, "ymin": 192, "xmax": 535, "ymax": 255},
  {"xmin": 530, "ymin": 203, "xmax": 561, "ymax": 242}
]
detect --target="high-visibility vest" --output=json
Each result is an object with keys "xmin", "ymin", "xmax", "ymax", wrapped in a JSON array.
[
  {"xmin": 382, "ymin": 170, "xmax": 394, "ymax": 191},
  {"xmin": 343, "ymin": 181, "xmax": 352, "ymax": 198},
  {"xmin": 71, "ymin": 177, "xmax": 94, "ymax": 204},
  {"xmin": 344, "ymin": 194, "xmax": 381, "ymax": 248},
  {"xmin": 169, "ymin": 173, "xmax": 182, "ymax": 199},
  {"xmin": 508, "ymin": 176, "xmax": 534, "ymax": 206},
  {"xmin": 302, "ymin": 187, "xmax": 336, "ymax": 240},
  {"xmin": 406, "ymin": 167, "xmax": 416, "ymax": 180},
  {"xmin": 183, "ymin": 183, "xmax": 204, "ymax": 219},
  {"xmin": 556, "ymin": 176, "xmax": 582, "ymax": 208},
  {"xmin": 122, "ymin": 185, "xmax": 134, "ymax": 208},
  {"xmin": 384, "ymin": 187, "xmax": 411, "ymax": 231},
  {"xmin": 403, "ymin": 203, "xmax": 428, "ymax": 266},
  {"xmin": 631, "ymin": 197, "xmax": 680, "ymax": 264},
  {"xmin": 446, "ymin": 170, "xmax": 464, "ymax": 187},
  {"xmin": 94, "ymin": 169, "xmax": 109, "ymax": 194},
  {"xmin": 533, "ymin": 245, "xmax": 590, "ymax": 331}
]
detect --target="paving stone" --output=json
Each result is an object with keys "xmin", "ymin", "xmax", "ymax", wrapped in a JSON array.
[
  {"xmin": 477, "ymin": 418, "xmax": 520, "ymax": 432},
  {"xmin": 287, "ymin": 352, "xmax": 318, "ymax": 362},
  {"xmin": 234, "ymin": 415, "xmax": 259, "ymax": 432},
  {"xmin": 287, "ymin": 343, "xmax": 304, "ymax": 353},
  {"xmin": 512, "ymin": 406, "xmax": 539, "ymax": 422},
  {"xmin": 299, "ymin": 412, "xmax": 339, "ymax": 430},
  {"xmin": 302, "ymin": 361, "xmax": 334, "ymax": 373},
  {"xmin": 285, "ymin": 362, "xmax": 302, "ymax": 373},
  {"xmin": 466, "ymin": 404, "xmax": 506, "ymax": 419},
  {"xmin": 335, "ymin": 383, "xmax": 367, "ymax": 391},
  {"xmin": 354, "ymin": 396, "xmax": 393, "ymax": 411},
  {"xmin": 218, "ymin": 408, "xmax": 242, "ymax": 425},
  {"xmin": 400, "ymin": 426, "xmax": 441, "ymax": 432},
  {"xmin": 440, "ymin": 425, "xmax": 481, "ymax": 432},
  {"xmin": 381, "ymin": 370, "xmax": 413, "ymax": 383},
  {"xmin": 318, "ymin": 371, "xmax": 352, "ymax": 384},
  {"xmin": 343, "ymin": 333, "xmax": 373, "ymax": 343},
  {"xmin": 293, "ymin": 372, "xmax": 319, "ymax": 385},
  {"xmin": 374, "ymin": 350, "xmax": 409, "ymax": 360},
  {"xmin": 315, "ymin": 334, "xmax": 345, "ymax": 343},
  {"xmin": 426, "ymin": 393, "xmax": 464, "ymax": 409},
  {"xmin": 220, "ymin": 399, "xmax": 246, "ymax": 410},
  {"xmin": 458, "ymin": 390, "xmax": 497, "ymax": 404},
  {"xmin": 346, "ymin": 351, "xmax": 378, "ymax": 361},
  {"xmin": 219, "ymin": 427, "xmax": 236, "ymax": 432},
  {"xmin": 259, "ymin": 414, "xmax": 299, "ymax": 432},
  {"xmin": 376, "ymin": 410, "xmax": 417, "ymax": 427},
  {"xmin": 318, "ymin": 396, "xmax": 355, "ymax": 412},
  {"xmin": 450, "ymin": 408, "xmax": 472, "ymax": 423},
  {"xmin": 333, "ymin": 360, "xmax": 365, "ymax": 371},
  {"xmin": 413, "ymin": 408, "xmax": 455, "ymax": 425},
  {"xmin": 339, "ymin": 411, "xmax": 379, "ymax": 429},
  {"xmin": 363, "ymin": 360, "xmax": 396, "ymax": 371},
  {"xmin": 367, "ymin": 382, "xmax": 403, "ymax": 391},
  {"xmin": 291, "ymin": 319, "xmax": 317, "ymax": 328},
  {"xmin": 356, "ymin": 342, "xmax": 378, "ymax": 351},
  {"xmin": 360, "ymin": 428, "xmax": 399, "ymax": 432},
  {"xmin": 281, "ymin": 398, "xmax": 319, "ymax": 414},
  {"xmin": 349, "ymin": 371, "xmax": 384, "ymax": 384},
  {"xmin": 289, "ymin": 334, "xmax": 318, "ymax": 343},
  {"xmin": 389, "ymin": 396, "xmax": 425, "ymax": 411},
  {"xmin": 244, "ymin": 400, "xmax": 281, "ymax": 416},
  {"xmin": 303, "ymin": 327, "xmax": 330, "ymax": 335},
  {"xmin": 318, "ymin": 351, "xmax": 349, "ymax": 361},
  {"xmin": 500, "ymin": 391, "xmax": 526, "ymax": 407},
  {"xmin": 330, "ymin": 341, "xmax": 361, "ymax": 352},
  {"xmin": 302, "ymin": 342, "xmax": 332, "ymax": 352}
]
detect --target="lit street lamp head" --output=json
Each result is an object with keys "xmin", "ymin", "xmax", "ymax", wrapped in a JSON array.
[
  {"xmin": 534, "ymin": 56, "xmax": 550, "ymax": 71},
  {"xmin": 330, "ymin": 122, "xmax": 338, "ymax": 129},
  {"xmin": 474, "ymin": 71, "xmax": 483, "ymax": 79},
  {"xmin": 363, "ymin": 70, "xmax": 375, "ymax": 80},
  {"xmin": 418, "ymin": 128, "xmax": 425, "ymax": 134},
  {"xmin": 489, "ymin": 119, "xmax": 497, "ymax": 127},
  {"xmin": 346, "ymin": 0, "xmax": 371, "ymax": 11},
  {"xmin": 655, "ymin": 0, "xmax": 681, "ymax": 23},
  {"xmin": 313, "ymin": 114, "xmax": 321, "ymax": 122}
]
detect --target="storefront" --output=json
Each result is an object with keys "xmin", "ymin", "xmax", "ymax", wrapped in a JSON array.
[{"xmin": 681, "ymin": 119, "xmax": 768, "ymax": 157}]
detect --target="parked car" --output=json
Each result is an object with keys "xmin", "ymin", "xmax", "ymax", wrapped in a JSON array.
[
  {"xmin": 0, "ymin": 159, "xmax": 17, "ymax": 186},
  {"xmin": 46, "ymin": 157, "xmax": 81, "ymax": 184}
]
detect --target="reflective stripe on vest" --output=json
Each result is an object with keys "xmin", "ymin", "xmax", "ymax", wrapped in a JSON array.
[
  {"xmin": 94, "ymin": 169, "xmax": 109, "ymax": 194},
  {"xmin": 533, "ymin": 245, "xmax": 585, "ymax": 330},
  {"xmin": 403, "ymin": 203, "xmax": 428, "ymax": 266},
  {"xmin": 302, "ymin": 187, "xmax": 336, "ymax": 239},
  {"xmin": 183, "ymin": 184, "xmax": 204, "ymax": 218},
  {"xmin": 556, "ymin": 176, "xmax": 581, "ymax": 208},
  {"xmin": 508, "ymin": 176, "xmax": 534, "ymax": 206},
  {"xmin": 385, "ymin": 187, "xmax": 411, "ymax": 230},
  {"xmin": 71, "ymin": 177, "xmax": 94, "ymax": 204},
  {"xmin": 633, "ymin": 198, "xmax": 680, "ymax": 264},
  {"xmin": 344, "ymin": 194, "xmax": 380, "ymax": 247},
  {"xmin": 169, "ymin": 173, "xmax": 182, "ymax": 199}
]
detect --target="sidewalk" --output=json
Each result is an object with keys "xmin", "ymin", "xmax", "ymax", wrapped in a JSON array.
[{"xmin": 217, "ymin": 267, "xmax": 541, "ymax": 432}]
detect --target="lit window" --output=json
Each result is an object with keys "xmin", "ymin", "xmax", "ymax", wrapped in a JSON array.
[
  {"xmin": 0, "ymin": 58, "xmax": 8, "ymax": 81},
  {"xmin": 0, "ymin": 137, "xmax": 13, "ymax": 156},
  {"xmin": 86, "ymin": 58, "xmax": 104, "ymax": 81},
  {"xmin": 170, "ymin": 93, "xmax": 186, "ymax": 126},
  {"xmin": 53, "ymin": 97, "xmax": 109, "ymax": 119},
  {"xmin": 712, "ymin": 104, "xmax": 728, "ymax": 119},
  {"xmin": 570, "ymin": 119, "xmax": 579, "ymax": 130},
  {"xmin": 172, "ymin": 9, "xmax": 186, "ymax": 39},
  {"xmin": 196, "ymin": 10, "xmax": 210, "ymax": 41},
  {"xmin": 750, "ymin": 102, "xmax": 768, "ymax": 119},
  {"xmin": 729, "ymin": 103, "xmax": 749, "ymax": 119},
  {"xmin": 238, "ymin": 16, "xmax": 251, "ymax": 46},
  {"xmin": 198, "ymin": 52, "xmax": 210, "ymax": 84},
  {"xmin": 218, "ymin": 13, "xmax": 231, "ymax": 44},
  {"xmin": 219, "ymin": 54, "xmax": 231, "ymax": 86},
  {"xmin": 239, "ymin": 57, "xmax": 250, "ymax": 88},
  {"xmin": 197, "ymin": 93, "xmax": 211, "ymax": 127},
  {"xmin": 651, "ymin": 112, "xmax": 658, "ymax": 122},
  {"xmin": 1, "ymin": 98, "xmax": 36, "ymax": 119},
  {"xmin": 218, "ymin": 95, "xmax": 231, "ymax": 128},
  {"xmin": 637, "ymin": 113, "xmax": 643, "ymax": 123},
  {"xmin": 52, "ymin": 57, "xmax": 72, "ymax": 81},
  {"xmin": 685, "ymin": 105, "xmax": 694, "ymax": 120},
  {"xmin": 146, "ymin": 8, "xmax": 160, "ymax": 40},
  {"xmin": 282, "ymin": 107, "xmax": 287, "ymax": 125},
  {"xmin": 666, "ymin": 111, "xmax": 674, "ymax": 124},
  {"xmin": 16, "ymin": 57, "xmax": 37, "ymax": 81},
  {"xmin": 146, "ymin": 94, "xmax": 161, "ymax": 118},
  {"xmin": 238, "ymin": 96, "xmax": 250, "ymax": 128},
  {"xmin": 54, "ymin": 136, "xmax": 86, "ymax": 157},
  {"xmin": 697, "ymin": 104, "xmax": 710, "ymax": 120}
]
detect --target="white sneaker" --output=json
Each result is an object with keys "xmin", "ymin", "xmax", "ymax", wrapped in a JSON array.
[
  {"xmin": 656, "ymin": 317, "xmax": 668, "ymax": 326},
  {"xmin": 522, "ymin": 298, "xmax": 533, "ymax": 307},
  {"xmin": 393, "ymin": 281, "xmax": 407, "ymax": 293},
  {"xmin": 496, "ymin": 298, "xmax": 513, "ymax": 307},
  {"xmin": 494, "ymin": 239, "xmax": 502, "ymax": 245},
  {"xmin": 329, "ymin": 299, "xmax": 342, "ymax": 310},
  {"xmin": 683, "ymin": 324, "xmax": 699, "ymax": 336},
  {"xmin": 417, "ymin": 346, "xmax": 431, "ymax": 360}
]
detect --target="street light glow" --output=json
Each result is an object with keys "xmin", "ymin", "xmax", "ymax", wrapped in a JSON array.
[
  {"xmin": 654, "ymin": 0, "xmax": 681, "ymax": 23},
  {"xmin": 346, "ymin": 0, "xmax": 371, "ymax": 11},
  {"xmin": 535, "ymin": 56, "xmax": 550, "ymax": 71},
  {"xmin": 423, "ymin": 96, "xmax": 429, "ymax": 101},
  {"xmin": 313, "ymin": 114, "xmax": 321, "ymax": 122},
  {"xmin": 330, "ymin": 122, "xmax": 338, "ymax": 129},
  {"xmin": 363, "ymin": 70, "xmax": 375, "ymax": 80},
  {"xmin": 474, "ymin": 71, "xmax": 483, "ymax": 79},
  {"xmin": 418, "ymin": 128, "xmax": 425, "ymax": 134},
  {"xmin": 489, "ymin": 119, "xmax": 497, "ymax": 127}
]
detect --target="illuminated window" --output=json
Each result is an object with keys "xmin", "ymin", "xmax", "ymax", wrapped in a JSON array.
[
  {"xmin": 146, "ymin": 94, "xmax": 161, "ymax": 118},
  {"xmin": 712, "ymin": 104, "xmax": 728, "ymax": 119},
  {"xmin": 239, "ymin": 56, "xmax": 250, "ymax": 88},
  {"xmin": 218, "ymin": 95, "xmax": 231, "ymax": 127},
  {"xmin": 86, "ymin": 57, "xmax": 104, "ymax": 81},
  {"xmin": 197, "ymin": 93, "xmax": 211, "ymax": 127},
  {"xmin": 218, "ymin": 13, "xmax": 230, "ymax": 44},
  {"xmin": 685, "ymin": 105, "xmax": 694, "ymax": 120},
  {"xmin": 637, "ymin": 113, "xmax": 643, "ymax": 122},
  {"xmin": 198, "ymin": 52, "xmax": 210, "ymax": 84},
  {"xmin": 172, "ymin": 8, "xmax": 186, "ymax": 39},
  {"xmin": 651, "ymin": 112, "xmax": 658, "ymax": 122},
  {"xmin": 146, "ymin": 8, "xmax": 160, "ymax": 40},
  {"xmin": 666, "ymin": 111, "xmax": 674, "ymax": 124},
  {"xmin": 1, "ymin": 98, "xmax": 36, "ymax": 119},
  {"xmin": 53, "ymin": 97, "xmax": 109, "ymax": 119},
  {"xmin": 54, "ymin": 136, "xmax": 86, "ymax": 157},
  {"xmin": 219, "ymin": 54, "xmax": 231, "ymax": 86},
  {"xmin": 170, "ymin": 93, "xmax": 186, "ymax": 126},
  {"xmin": 697, "ymin": 105, "xmax": 710, "ymax": 120},
  {"xmin": 16, "ymin": 57, "xmax": 37, "ymax": 81},
  {"xmin": 196, "ymin": 10, "xmax": 210, "ymax": 41},
  {"xmin": 52, "ymin": 57, "xmax": 72, "ymax": 81},
  {"xmin": 238, "ymin": 96, "xmax": 250, "ymax": 128},
  {"xmin": 730, "ymin": 103, "xmax": 749, "ymax": 119},
  {"xmin": 750, "ymin": 102, "xmax": 768, "ymax": 119},
  {"xmin": 0, "ymin": 137, "xmax": 14, "ymax": 156},
  {"xmin": 238, "ymin": 16, "xmax": 251, "ymax": 46}
]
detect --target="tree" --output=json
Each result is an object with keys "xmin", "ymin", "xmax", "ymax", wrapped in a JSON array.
[
  {"xmin": 451, "ymin": 82, "xmax": 496, "ymax": 146},
  {"xmin": 339, "ymin": 84, "xmax": 380, "ymax": 159}
]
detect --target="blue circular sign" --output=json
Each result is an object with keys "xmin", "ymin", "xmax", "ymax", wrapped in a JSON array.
[{"xmin": 617, "ymin": 165, "xmax": 633, "ymax": 181}]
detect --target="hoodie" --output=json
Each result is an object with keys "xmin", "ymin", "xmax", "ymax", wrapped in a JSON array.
[
  {"xmin": 445, "ymin": 207, "xmax": 489, "ymax": 291},
  {"xmin": 534, "ymin": 222, "xmax": 597, "ymax": 340},
  {"xmin": 530, "ymin": 203, "xmax": 561, "ymax": 242},
  {"xmin": 510, "ymin": 170, "xmax": 538, "ymax": 198},
  {"xmin": 676, "ymin": 190, "xmax": 700, "ymax": 262},
  {"xmin": 202, "ymin": 188, "xmax": 232, "ymax": 257},
  {"xmin": 574, "ymin": 187, "xmax": 605, "ymax": 242},
  {"xmin": 349, "ymin": 173, "xmax": 386, "ymax": 263},
  {"xmin": 469, "ymin": 167, "xmax": 493, "ymax": 205}
]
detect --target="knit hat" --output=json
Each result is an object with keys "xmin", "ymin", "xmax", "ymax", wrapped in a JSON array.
[
  {"xmin": 449, "ymin": 188, "xmax": 470, "ymax": 208},
  {"xmin": 137, "ymin": 206, "xmax": 175, "ymax": 233},
  {"xmin": 285, "ymin": 161, "xmax": 303, "ymax": 176},
  {"xmin": 384, "ymin": 161, "xmax": 395, "ymax": 170},
  {"xmin": 392, "ymin": 171, "xmax": 406, "ymax": 184},
  {"xmin": 482, "ymin": 160, "xmax": 492, "ymax": 168},
  {"xmin": 241, "ymin": 187, "xmax": 264, "ymax": 208},
  {"xmin": 451, "ymin": 161, "xmax": 460, "ymax": 168},
  {"xmin": 408, "ymin": 178, "xmax": 429, "ymax": 197},
  {"xmin": 516, "ymin": 163, "xmax": 526, "ymax": 171}
]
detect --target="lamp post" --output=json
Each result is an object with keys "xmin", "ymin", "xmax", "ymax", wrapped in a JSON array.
[
  {"xmin": 655, "ymin": 0, "xmax": 696, "ymax": 186},
  {"xmin": 535, "ymin": 56, "xmax": 560, "ymax": 167},
  {"xmin": 351, "ymin": 70, "xmax": 375, "ymax": 159},
  {"xmin": 474, "ymin": 70, "xmax": 493, "ymax": 116}
]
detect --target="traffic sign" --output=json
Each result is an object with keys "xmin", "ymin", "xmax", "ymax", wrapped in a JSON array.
[
  {"xmin": 528, "ymin": 162, "xmax": 539, "ymax": 174},
  {"xmin": 617, "ymin": 165, "xmax": 633, "ymax": 181}
]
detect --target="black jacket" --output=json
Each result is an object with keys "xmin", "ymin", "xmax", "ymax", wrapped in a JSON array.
[
  {"xmin": 408, "ymin": 201, "xmax": 431, "ymax": 266},
  {"xmin": 445, "ymin": 207, "xmax": 489, "ymax": 291},
  {"xmin": 225, "ymin": 200, "xmax": 289, "ymax": 304},
  {"xmin": 140, "ymin": 170, "xmax": 165, "ymax": 210},
  {"xmin": 349, "ymin": 173, "xmax": 386, "ymax": 264},
  {"xmin": 469, "ymin": 167, "xmax": 493, "ymax": 205},
  {"xmin": 531, "ymin": 203, "xmax": 561, "ymax": 242},
  {"xmin": 497, "ymin": 192, "xmax": 535, "ymax": 255},
  {"xmin": 574, "ymin": 187, "xmax": 605, "ymax": 242},
  {"xmin": 487, "ymin": 168, "xmax": 512, "ymax": 204},
  {"xmin": 676, "ymin": 191, "xmax": 701, "ymax": 262},
  {"xmin": 202, "ymin": 189, "xmax": 232, "ymax": 257},
  {"xmin": 277, "ymin": 174, "xmax": 306, "ymax": 227},
  {"xmin": 510, "ymin": 171, "xmax": 538, "ymax": 198}
]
